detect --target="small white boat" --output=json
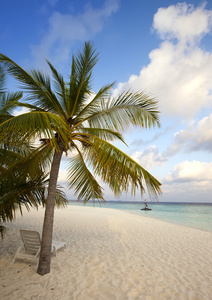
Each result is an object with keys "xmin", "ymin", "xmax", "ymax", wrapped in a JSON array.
[{"xmin": 141, "ymin": 199, "xmax": 151, "ymax": 210}]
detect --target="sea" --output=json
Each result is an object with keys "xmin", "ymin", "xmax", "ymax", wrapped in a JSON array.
[{"xmin": 68, "ymin": 201, "xmax": 212, "ymax": 233}]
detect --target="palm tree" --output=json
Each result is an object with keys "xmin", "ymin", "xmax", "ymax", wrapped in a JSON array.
[
  {"xmin": 0, "ymin": 41, "xmax": 161, "ymax": 275},
  {"xmin": 0, "ymin": 66, "xmax": 67, "ymax": 237}
]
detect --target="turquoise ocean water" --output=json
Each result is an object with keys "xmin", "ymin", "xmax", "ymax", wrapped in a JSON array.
[{"xmin": 68, "ymin": 201, "xmax": 212, "ymax": 233}]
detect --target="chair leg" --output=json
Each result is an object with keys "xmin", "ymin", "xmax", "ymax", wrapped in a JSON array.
[
  {"xmin": 53, "ymin": 246, "xmax": 57, "ymax": 257},
  {"xmin": 34, "ymin": 248, "xmax": 41, "ymax": 269},
  {"xmin": 10, "ymin": 244, "xmax": 24, "ymax": 265}
]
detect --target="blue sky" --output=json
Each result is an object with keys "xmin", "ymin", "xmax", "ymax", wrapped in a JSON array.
[{"xmin": 1, "ymin": 0, "xmax": 212, "ymax": 202}]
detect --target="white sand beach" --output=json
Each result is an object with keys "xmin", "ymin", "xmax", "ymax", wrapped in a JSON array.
[{"xmin": 0, "ymin": 205, "xmax": 212, "ymax": 300}]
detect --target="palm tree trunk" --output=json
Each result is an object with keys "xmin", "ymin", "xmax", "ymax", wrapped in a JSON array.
[{"xmin": 37, "ymin": 142, "xmax": 64, "ymax": 275}]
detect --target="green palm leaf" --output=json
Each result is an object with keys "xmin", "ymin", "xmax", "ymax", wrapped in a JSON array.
[
  {"xmin": 74, "ymin": 83, "xmax": 115, "ymax": 121},
  {"xmin": 0, "ymin": 54, "xmax": 65, "ymax": 118},
  {"xmin": 84, "ymin": 137, "xmax": 162, "ymax": 198},
  {"xmin": 0, "ymin": 144, "xmax": 66, "ymax": 228},
  {"xmin": 0, "ymin": 111, "xmax": 69, "ymax": 148},
  {"xmin": 86, "ymin": 90, "xmax": 160, "ymax": 131},
  {"xmin": 73, "ymin": 127, "xmax": 126, "ymax": 144},
  {"xmin": 0, "ymin": 91, "xmax": 22, "ymax": 111},
  {"xmin": 0, "ymin": 65, "xmax": 6, "ymax": 94},
  {"xmin": 67, "ymin": 150, "xmax": 104, "ymax": 202},
  {"xmin": 69, "ymin": 41, "xmax": 99, "ymax": 117},
  {"xmin": 46, "ymin": 60, "xmax": 68, "ymax": 113}
]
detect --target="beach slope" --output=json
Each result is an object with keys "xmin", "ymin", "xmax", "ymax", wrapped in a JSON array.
[{"xmin": 0, "ymin": 205, "xmax": 212, "ymax": 299}]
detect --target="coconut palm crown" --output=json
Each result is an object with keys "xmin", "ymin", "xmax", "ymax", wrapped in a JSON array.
[{"xmin": 0, "ymin": 41, "xmax": 161, "ymax": 275}]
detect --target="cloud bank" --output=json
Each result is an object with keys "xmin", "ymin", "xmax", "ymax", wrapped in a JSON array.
[
  {"xmin": 165, "ymin": 160, "xmax": 212, "ymax": 183},
  {"xmin": 167, "ymin": 114, "xmax": 212, "ymax": 156},
  {"xmin": 114, "ymin": 2, "xmax": 212, "ymax": 119},
  {"xmin": 161, "ymin": 159, "xmax": 212, "ymax": 202}
]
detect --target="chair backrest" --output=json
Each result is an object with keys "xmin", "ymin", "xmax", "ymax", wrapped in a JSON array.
[{"xmin": 20, "ymin": 230, "xmax": 41, "ymax": 253}]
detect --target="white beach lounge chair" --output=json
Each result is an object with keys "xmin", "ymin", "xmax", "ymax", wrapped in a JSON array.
[{"xmin": 11, "ymin": 229, "xmax": 66, "ymax": 267}]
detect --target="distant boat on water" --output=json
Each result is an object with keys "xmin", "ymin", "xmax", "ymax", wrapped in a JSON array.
[{"xmin": 141, "ymin": 199, "xmax": 152, "ymax": 211}]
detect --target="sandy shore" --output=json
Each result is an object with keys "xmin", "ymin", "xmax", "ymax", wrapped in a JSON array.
[{"xmin": 0, "ymin": 205, "xmax": 212, "ymax": 300}]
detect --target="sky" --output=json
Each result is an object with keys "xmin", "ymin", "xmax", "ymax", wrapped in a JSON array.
[{"xmin": 1, "ymin": 0, "xmax": 212, "ymax": 203}]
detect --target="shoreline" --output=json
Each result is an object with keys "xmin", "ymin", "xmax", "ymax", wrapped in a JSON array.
[
  {"xmin": 1, "ymin": 205, "xmax": 212, "ymax": 299},
  {"xmin": 68, "ymin": 200, "xmax": 212, "ymax": 204},
  {"xmin": 68, "ymin": 202, "xmax": 212, "ymax": 233}
]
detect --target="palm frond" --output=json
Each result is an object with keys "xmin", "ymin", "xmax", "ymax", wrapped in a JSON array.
[
  {"xmin": 0, "ymin": 64, "xmax": 23, "ymax": 118},
  {"xmin": 1, "ymin": 100, "xmax": 46, "ymax": 115},
  {"xmin": 0, "ymin": 143, "xmax": 66, "ymax": 230},
  {"xmin": 0, "ymin": 114, "xmax": 14, "ymax": 124},
  {"xmin": 87, "ymin": 90, "xmax": 160, "ymax": 131},
  {"xmin": 69, "ymin": 41, "xmax": 99, "ymax": 117},
  {"xmin": 0, "ymin": 175, "xmax": 46, "ymax": 223},
  {"xmin": 0, "ymin": 91, "xmax": 22, "ymax": 111},
  {"xmin": 84, "ymin": 138, "xmax": 162, "ymax": 198},
  {"xmin": 27, "ymin": 69, "xmax": 66, "ymax": 117},
  {"xmin": 76, "ymin": 127, "xmax": 126, "ymax": 144},
  {"xmin": 46, "ymin": 60, "xmax": 68, "ymax": 114},
  {"xmin": 0, "ymin": 148, "xmax": 26, "ymax": 168},
  {"xmin": 4, "ymin": 91, "xmax": 23, "ymax": 103},
  {"xmin": 0, "ymin": 91, "xmax": 22, "ymax": 124},
  {"xmin": 0, "ymin": 53, "xmax": 44, "ymax": 92},
  {"xmin": 0, "ymin": 111, "xmax": 69, "ymax": 148},
  {"xmin": 0, "ymin": 65, "xmax": 6, "ymax": 94},
  {"xmin": 0, "ymin": 140, "xmax": 35, "ymax": 158},
  {"xmin": 74, "ymin": 82, "xmax": 115, "ymax": 121},
  {"xmin": 0, "ymin": 54, "xmax": 66, "ymax": 118},
  {"xmin": 55, "ymin": 185, "xmax": 68, "ymax": 207},
  {"xmin": 67, "ymin": 146, "xmax": 104, "ymax": 202},
  {"xmin": 0, "ymin": 180, "xmax": 67, "ymax": 236}
]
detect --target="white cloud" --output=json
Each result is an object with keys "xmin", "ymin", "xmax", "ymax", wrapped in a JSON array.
[
  {"xmin": 193, "ymin": 114, "xmax": 212, "ymax": 151},
  {"xmin": 165, "ymin": 160, "xmax": 212, "ymax": 183},
  {"xmin": 153, "ymin": 2, "xmax": 212, "ymax": 44},
  {"xmin": 31, "ymin": 0, "xmax": 119, "ymax": 67},
  {"xmin": 131, "ymin": 145, "xmax": 167, "ymax": 170},
  {"xmin": 113, "ymin": 3, "xmax": 212, "ymax": 119},
  {"xmin": 13, "ymin": 107, "xmax": 30, "ymax": 116},
  {"xmin": 166, "ymin": 113, "xmax": 212, "ymax": 155},
  {"xmin": 162, "ymin": 160, "xmax": 212, "ymax": 202}
]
